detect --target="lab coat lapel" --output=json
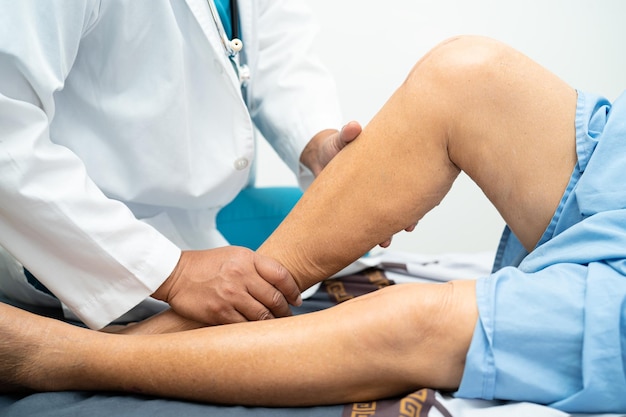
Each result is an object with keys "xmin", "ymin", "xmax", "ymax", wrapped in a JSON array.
[{"xmin": 182, "ymin": 0, "xmax": 240, "ymax": 87}]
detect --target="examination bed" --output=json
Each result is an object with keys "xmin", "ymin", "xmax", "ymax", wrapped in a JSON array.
[{"xmin": 0, "ymin": 251, "xmax": 621, "ymax": 417}]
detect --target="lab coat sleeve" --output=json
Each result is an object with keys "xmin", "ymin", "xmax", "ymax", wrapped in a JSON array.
[
  {"xmin": 0, "ymin": 2, "xmax": 181, "ymax": 329},
  {"xmin": 244, "ymin": 0, "xmax": 343, "ymax": 184}
]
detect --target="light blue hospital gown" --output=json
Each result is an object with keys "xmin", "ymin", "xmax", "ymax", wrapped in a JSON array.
[{"xmin": 456, "ymin": 90, "xmax": 626, "ymax": 414}]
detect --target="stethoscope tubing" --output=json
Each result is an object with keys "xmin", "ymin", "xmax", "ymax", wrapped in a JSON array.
[
  {"xmin": 230, "ymin": 0, "xmax": 240, "ymax": 41},
  {"xmin": 207, "ymin": 0, "xmax": 242, "ymax": 58},
  {"xmin": 207, "ymin": 0, "xmax": 250, "ymax": 92}
]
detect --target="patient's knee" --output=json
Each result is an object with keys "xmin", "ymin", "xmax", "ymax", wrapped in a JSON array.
[
  {"xmin": 403, "ymin": 281, "xmax": 478, "ymax": 389},
  {"xmin": 404, "ymin": 35, "xmax": 512, "ymax": 99}
]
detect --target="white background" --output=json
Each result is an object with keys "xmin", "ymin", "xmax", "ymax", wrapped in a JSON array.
[{"xmin": 254, "ymin": 0, "xmax": 626, "ymax": 254}]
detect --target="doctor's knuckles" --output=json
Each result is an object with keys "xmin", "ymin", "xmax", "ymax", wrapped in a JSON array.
[{"xmin": 151, "ymin": 247, "xmax": 302, "ymax": 325}]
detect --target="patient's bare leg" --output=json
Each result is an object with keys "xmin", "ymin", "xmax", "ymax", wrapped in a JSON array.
[
  {"xmin": 0, "ymin": 279, "xmax": 476, "ymax": 405},
  {"xmin": 259, "ymin": 35, "xmax": 577, "ymax": 291}
]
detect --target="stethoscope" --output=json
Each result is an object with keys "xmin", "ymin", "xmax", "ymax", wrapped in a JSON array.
[{"xmin": 206, "ymin": 0, "xmax": 250, "ymax": 88}]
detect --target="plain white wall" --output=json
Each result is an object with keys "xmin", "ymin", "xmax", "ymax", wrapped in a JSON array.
[{"xmin": 255, "ymin": 0, "xmax": 626, "ymax": 254}]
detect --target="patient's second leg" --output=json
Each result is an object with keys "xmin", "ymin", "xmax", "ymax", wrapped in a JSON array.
[{"xmin": 0, "ymin": 279, "xmax": 477, "ymax": 406}]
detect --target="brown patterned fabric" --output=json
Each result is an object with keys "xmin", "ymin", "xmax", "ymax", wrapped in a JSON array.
[
  {"xmin": 342, "ymin": 389, "xmax": 454, "ymax": 417},
  {"xmin": 322, "ymin": 268, "xmax": 394, "ymax": 304}
]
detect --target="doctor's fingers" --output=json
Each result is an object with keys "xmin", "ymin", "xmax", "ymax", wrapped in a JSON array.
[
  {"xmin": 192, "ymin": 284, "xmax": 288, "ymax": 324},
  {"xmin": 189, "ymin": 278, "xmax": 290, "ymax": 324},
  {"xmin": 238, "ymin": 279, "xmax": 296, "ymax": 321},
  {"xmin": 378, "ymin": 222, "xmax": 418, "ymax": 248},
  {"xmin": 324, "ymin": 121, "xmax": 362, "ymax": 159},
  {"xmin": 253, "ymin": 253, "xmax": 302, "ymax": 308},
  {"xmin": 338, "ymin": 120, "xmax": 362, "ymax": 146}
]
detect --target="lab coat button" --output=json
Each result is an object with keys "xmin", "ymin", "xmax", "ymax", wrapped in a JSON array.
[{"xmin": 234, "ymin": 157, "xmax": 249, "ymax": 170}]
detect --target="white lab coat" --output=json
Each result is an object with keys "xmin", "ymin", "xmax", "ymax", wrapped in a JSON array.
[{"xmin": 0, "ymin": 0, "xmax": 342, "ymax": 329}]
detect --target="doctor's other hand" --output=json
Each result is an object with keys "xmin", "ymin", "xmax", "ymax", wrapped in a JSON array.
[
  {"xmin": 151, "ymin": 247, "xmax": 302, "ymax": 325},
  {"xmin": 377, "ymin": 223, "xmax": 417, "ymax": 248},
  {"xmin": 300, "ymin": 120, "xmax": 362, "ymax": 176}
]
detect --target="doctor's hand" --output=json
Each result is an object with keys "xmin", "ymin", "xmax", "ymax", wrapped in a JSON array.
[
  {"xmin": 300, "ymin": 120, "xmax": 362, "ymax": 176},
  {"xmin": 151, "ymin": 247, "xmax": 302, "ymax": 325},
  {"xmin": 377, "ymin": 223, "xmax": 417, "ymax": 248}
]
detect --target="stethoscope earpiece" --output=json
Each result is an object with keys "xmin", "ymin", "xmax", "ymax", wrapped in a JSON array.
[{"xmin": 230, "ymin": 38, "xmax": 243, "ymax": 53}]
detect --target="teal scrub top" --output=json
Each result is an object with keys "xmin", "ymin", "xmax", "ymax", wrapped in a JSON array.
[{"xmin": 214, "ymin": 0, "xmax": 233, "ymax": 39}]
